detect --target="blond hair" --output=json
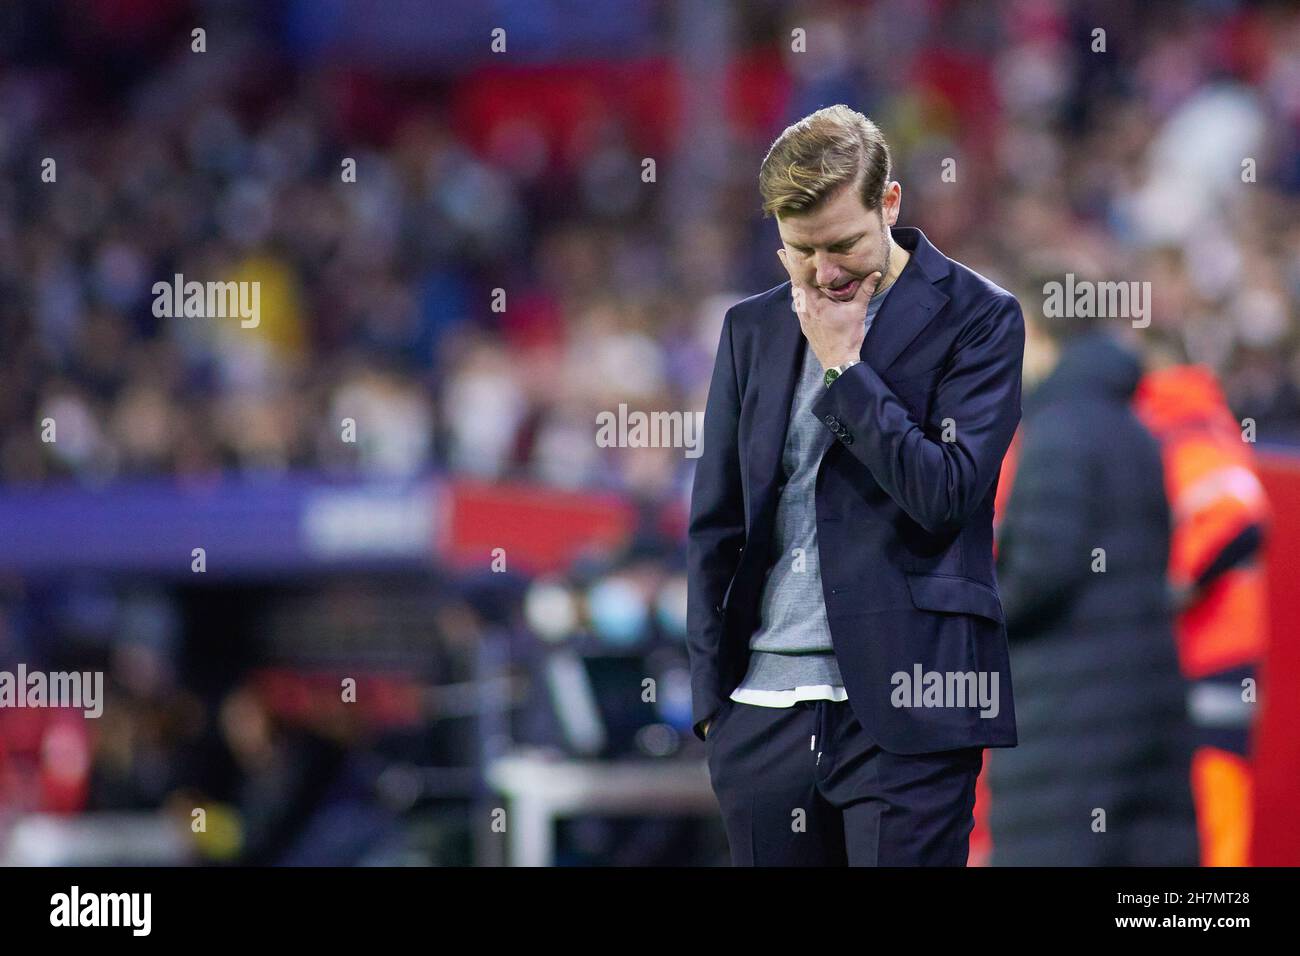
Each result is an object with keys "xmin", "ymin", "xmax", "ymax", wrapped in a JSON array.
[{"xmin": 758, "ymin": 105, "xmax": 892, "ymax": 218}]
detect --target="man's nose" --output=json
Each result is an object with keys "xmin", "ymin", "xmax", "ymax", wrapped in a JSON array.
[{"xmin": 814, "ymin": 255, "xmax": 840, "ymax": 286}]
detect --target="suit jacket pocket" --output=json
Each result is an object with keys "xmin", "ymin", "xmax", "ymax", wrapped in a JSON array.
[{"xmin": 905, "ymin": 572, "xmax": 1004, "ymax": 624}]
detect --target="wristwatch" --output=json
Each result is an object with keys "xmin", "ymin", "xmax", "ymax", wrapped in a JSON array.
[{"xmin": 823, "ymin": 359, "xmax": 860, "ymax": 388}]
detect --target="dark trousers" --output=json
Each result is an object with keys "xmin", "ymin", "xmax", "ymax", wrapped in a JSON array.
[{"xmin": 705, "ymin": 697, "xmax": 984, "ymax": 866}]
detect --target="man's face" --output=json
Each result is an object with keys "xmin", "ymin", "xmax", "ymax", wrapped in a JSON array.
[{"xmin": 776, "ymin": 179, "xmax": 901, "ymax": 302}]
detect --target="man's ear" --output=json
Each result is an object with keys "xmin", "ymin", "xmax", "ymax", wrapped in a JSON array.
[{"xmin": 883, "ymin": 181, "xmax": 902, "ymax": 226}]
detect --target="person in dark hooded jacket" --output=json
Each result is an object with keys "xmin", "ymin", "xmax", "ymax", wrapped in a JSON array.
[{"xmin": 987, "ymin": 308, "xmax": 1198, "ymax": 866}]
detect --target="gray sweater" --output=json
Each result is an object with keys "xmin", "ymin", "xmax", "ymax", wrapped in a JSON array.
[{"xmin": 732, "ymin": 282, "xmax": 893, "ymax": 693}]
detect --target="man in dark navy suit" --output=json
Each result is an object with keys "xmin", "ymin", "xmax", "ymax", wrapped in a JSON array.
[{"xmin": 688, "ymin": 105, "xmax": 1025, "ymax": 866}]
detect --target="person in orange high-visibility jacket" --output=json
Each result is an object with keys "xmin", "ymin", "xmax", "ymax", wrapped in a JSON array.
[{"xmin": 1133, "ymin": 350, "xmax": 1270, "ymax": 867}]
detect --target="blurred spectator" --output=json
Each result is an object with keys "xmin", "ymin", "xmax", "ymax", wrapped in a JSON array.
[
  {"xmin": 988, "ymin": 307, "xmax": 1198, "ymax": 866},
  {"xmin": 1135, "ymin": 332, "xmax": 1270, "ymax": 866}
]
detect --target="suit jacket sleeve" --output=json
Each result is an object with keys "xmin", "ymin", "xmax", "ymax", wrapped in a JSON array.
[
  {"xmin": 686, "ymin": 307, "xmax": 746, "ymax": 740},
  {"xmin": 810, "ymin": 292, "xmax": 1026, "ymax": 536}
]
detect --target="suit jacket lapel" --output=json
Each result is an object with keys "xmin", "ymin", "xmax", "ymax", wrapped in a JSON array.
[
  {"xmin": 861, "ymin": 228, "xmax": 950, "ymax": 373},
  {"xmin": 743, "ymin": 286, "xmax": 805, "ymax": 536}
]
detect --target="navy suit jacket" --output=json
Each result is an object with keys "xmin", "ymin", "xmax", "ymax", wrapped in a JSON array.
[{"xmin": 687, "ymin": 226, "xmax": 1023, "ymax": 754}]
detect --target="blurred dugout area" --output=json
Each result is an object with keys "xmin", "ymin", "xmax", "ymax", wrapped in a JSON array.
[{"xmin": 0, "ymin": 478, "xmax": 725, "ymax": 866}]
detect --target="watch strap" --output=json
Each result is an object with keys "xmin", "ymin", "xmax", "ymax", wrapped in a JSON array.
[{"xmin": 823, "ymin": 359, "xmax": 860, "ymax": 388}]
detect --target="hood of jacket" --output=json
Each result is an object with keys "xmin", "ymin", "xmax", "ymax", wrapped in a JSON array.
[{"xmin": 1025, "ymin": 329, "xmax": 1143, "ymax": 417}]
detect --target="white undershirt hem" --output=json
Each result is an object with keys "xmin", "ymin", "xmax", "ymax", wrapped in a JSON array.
[{"xmin": 729, "ymin": 685, "xmax": 849, "ymax": 708}]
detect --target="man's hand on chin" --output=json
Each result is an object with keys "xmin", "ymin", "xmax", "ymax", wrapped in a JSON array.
[{"xmin": 778, "ymin": 249, "xmax": 882, "ymax": 370}]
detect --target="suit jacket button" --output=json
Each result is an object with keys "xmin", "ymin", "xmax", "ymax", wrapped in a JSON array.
[
  {"xmin": 842, "ymin": 433, "xmax": 854, "ymax": 445},
  {"xmin": 824, "ymin": 414, "xmax": 837, "ymax": 426}
]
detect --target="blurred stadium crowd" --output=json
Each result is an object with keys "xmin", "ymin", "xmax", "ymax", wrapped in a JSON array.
[
  {"xmin": 5, "ymin": 0, "xmax": 1300, "ymax": 496},
  {"xmin": 1, "ymin": 0, "xmax": 1299, "ymax": 864}
]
